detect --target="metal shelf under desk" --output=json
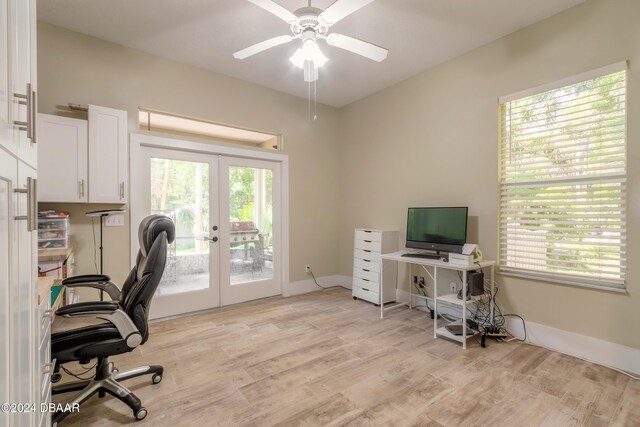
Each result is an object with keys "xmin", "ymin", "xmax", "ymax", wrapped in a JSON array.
[{"xmin": 379, "ymin": 251, "xmax": 495, "ymax": 349}]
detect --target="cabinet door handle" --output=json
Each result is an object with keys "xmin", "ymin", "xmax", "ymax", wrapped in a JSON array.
[
  {"xmin": 30, "ymin": 89, "xmax": 36, "ymax": 144},
  {"xmin": 28, "ymin": 178, "xmax": 36, "ymax": 231},
  {"xmin": 13, "ymin": 83, "xmax": 32, "ymax": 138},
  {"xmin": 119, "ymin": 182, "xmax": 125, "ymax": 199},
  {"xmin": 42, "ymin": 363, "xmax": 53, "ymax": 375},
  {"xmin": 43, "ymin": 359, "xmax": 57, "ymax": 375},
  {"xmin": 79, "ymin": 179, "xmax": 85, "ymax": 198},
  {"xmin": 13, "ymin": 178, "xmax": 37, "ymax": 231}
]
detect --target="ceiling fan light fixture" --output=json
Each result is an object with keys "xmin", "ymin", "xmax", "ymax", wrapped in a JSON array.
[
  {"xmin": 237, "ymin": 0, "xmax": 388, "ymax": 85},
  {"xmin": 289, "ymin": 48, "xmax": 305, "ymax": 68},
  {"xmin": 289, "ymin": 39, "xmax": 328, "ymax": 69}
]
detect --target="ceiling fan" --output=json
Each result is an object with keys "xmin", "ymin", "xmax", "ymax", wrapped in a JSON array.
[{"xmin": 233, "ymin": 0, "xmax": 388, "ymax": 83}]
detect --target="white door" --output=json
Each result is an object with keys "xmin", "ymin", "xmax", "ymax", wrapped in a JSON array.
[
  {"xmin": 0, "ymin": 150, "xmax": 15, "ymax": 427},
  {"xmin": 220, "ymin": 157, "xmax": 282, "ymax": 305},
  {"xmin": 136, "ymin": 147, "xmax": 221, "ymax": 319},
  {"xmin": 0, "ymin": 0, "xmax": 15, "ymax": 155},
  {"xmin": 12, "ymin": 0, "xmax": 36, "ymax": 169}
]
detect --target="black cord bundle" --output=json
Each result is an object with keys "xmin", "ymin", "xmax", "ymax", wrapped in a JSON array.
[{"xmin": 61, "ymin": 361, "xmax": 98, "ymax": 381}]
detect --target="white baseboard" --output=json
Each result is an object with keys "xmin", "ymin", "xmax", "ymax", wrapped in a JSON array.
[
  {"xmin": 284, "ymin": 275, "xmax": 351, "ymax": 297},
  {"xmin": 396, "ymin": 290, "xmax": 640, "ymax": 376},
  {"xmin": 503, "ymin": 317, "xmax": 640, "ymax": 376}
]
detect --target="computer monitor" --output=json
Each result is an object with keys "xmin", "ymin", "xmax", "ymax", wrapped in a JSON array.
[{"xmin": 406, "ymin": 207, "xmax": 468, "ymax": 253}]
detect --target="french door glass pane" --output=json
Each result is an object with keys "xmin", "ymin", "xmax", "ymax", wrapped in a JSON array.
[
  {"xmin": 229, "ymin": 166, "xmax": 273, "ymax": 284},
  {"xmin": 150, "ymin": 158, "xmax": 210, "ymax": 295}
]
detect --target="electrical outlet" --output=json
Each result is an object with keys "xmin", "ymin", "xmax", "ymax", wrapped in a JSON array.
[
  {"xmin": 413, "ymin": 275, "xmax": 418, "ymax": 284},
  {"xmin": 305, "ymin": 265, "xmax": 311, "ymax": 274},
  {"xmin": 449, "ymin": 282, "xmax": 457, "ymax": 294},
  {"xmin": 105, "ymin": 214, "xmax": 125, "ymax": 227}
]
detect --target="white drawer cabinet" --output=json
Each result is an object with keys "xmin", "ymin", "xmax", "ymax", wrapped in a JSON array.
[
  {"xmin": 37, "ymin": 280, "xmax": 56, "ymax": 427},
  {"xmin": 352, "ymin": 229, "xmax": 398, "ymax": 305}
]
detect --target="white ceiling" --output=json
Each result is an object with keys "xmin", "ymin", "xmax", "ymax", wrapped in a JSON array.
[{"xmin": 37, "ymin": 0, "xmax": 585, "ymax": 108}]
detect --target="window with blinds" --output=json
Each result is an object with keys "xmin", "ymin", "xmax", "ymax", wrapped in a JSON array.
[{"xmin": 498, "ymin": 64, "xmax": 627, "ymax": 290}]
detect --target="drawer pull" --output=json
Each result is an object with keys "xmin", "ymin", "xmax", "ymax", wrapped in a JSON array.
[
  {"xmin": 362, "ymin": 288, "xmax": 370, "ymax": 292},
  {"xmin": 43, "ymin": 359, "xmax": 57, "ymax": 376},
  {"xmin": 364, "ymin": 230, "xmax": 372, "ymax": 233},
  {"xmin": 363, "ymin": 259, "xmax": 370, "ymax": 262},
  {"xmin": 364, "ymin": 240, "xmax": 371, "ymax": 243},
  {"xmin": 363, "ymin": 269, "xmax": 370, "ymax": 272},
  {"xmin": 362, "ymin": 278, "xmax": 370, "ymax": 282},
  {"xmin": 364, "ymin": 250, "xmax": 371, "ymax": 253},
  {"xmin": 42, "ymin": 363, "xmax": 53, "ymax": 375}
]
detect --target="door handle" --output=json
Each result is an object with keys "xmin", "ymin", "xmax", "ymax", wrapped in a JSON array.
[{"xmin": 196, "ymin": 235, "xmax": 218, "ymax": 242}]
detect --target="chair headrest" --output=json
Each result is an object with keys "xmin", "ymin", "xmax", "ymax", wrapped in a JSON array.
[{"xmin": 138, "ymin": 215, "xmax": 175, "ymax": 256}]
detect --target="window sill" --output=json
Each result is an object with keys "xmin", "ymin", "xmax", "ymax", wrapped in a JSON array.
[{"xmin": 498, "ymin": 270, "xmax": 627, "ymax": 294}]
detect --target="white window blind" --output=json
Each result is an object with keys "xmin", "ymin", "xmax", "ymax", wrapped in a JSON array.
[{"xmin": 499, "ymin": 66, "xmax": 627, "ymax": 290}]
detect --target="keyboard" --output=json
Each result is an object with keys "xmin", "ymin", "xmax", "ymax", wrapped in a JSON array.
[{"xmin": 401, "ymin": 253, "xmax": 441, "ymax": 260}]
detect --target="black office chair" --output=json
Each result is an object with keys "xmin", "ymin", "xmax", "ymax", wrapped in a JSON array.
[{"xmin": 50, "ymin": 215, "xmax": 175, "ymax": 425}]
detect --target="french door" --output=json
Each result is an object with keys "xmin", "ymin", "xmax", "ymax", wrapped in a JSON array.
[
  {"xmin": 220, "ymin": 157, "xmax": 281, "ymax": 306},
  {"xmin": 139, "ymin": 148, "xmax": 220, "ymax": 318},
  {"xmin": 134, "ymin": 142, "xmax": 283, "ymax": 319}
]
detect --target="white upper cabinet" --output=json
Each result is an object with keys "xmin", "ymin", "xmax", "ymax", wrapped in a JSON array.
[
  {"xmin": 0, "ymin": 0, "xmax": 16, "ymax": 155},
  {"xmin": 12, "ymin": 0, "xmax": 36, "ymax": 168},
  {"xmin": 37, "ymin": 106, "xmax": 128, "ymax": 204},
  {"xmin": 37, "ymin": 114, "xmax": 88, "ymax": 203},
  {"xmin": 88, "ymin": 105, "xmax": 127, "ymax": 203},
  {"xmin": 2, "ymin": 1, "xmax": 38, "ymax": 425}
]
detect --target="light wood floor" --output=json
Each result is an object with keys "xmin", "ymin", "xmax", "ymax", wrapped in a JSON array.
[{"xmin": 54, "ymin": 288, "xmax": 639, "ymax": 426}]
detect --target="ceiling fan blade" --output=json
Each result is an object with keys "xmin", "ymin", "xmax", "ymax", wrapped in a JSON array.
[
  {"xmin": 247, "ymin": 0, "xmax": 298, "ymax": 24},
  {"xmin": 326, "ymin": 33, "xmax": 388, "ymax": 62},
  {"xmin": 233, "ymin": 35, "xmax": 294, "ymax": 60},
  {"xmin": 319, "ymin": 0, "xmax": 375, "ymax": 25}
]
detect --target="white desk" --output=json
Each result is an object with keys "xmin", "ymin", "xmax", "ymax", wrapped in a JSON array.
[{"xmin": 379, "ymin": 251, "xmax": 495, "ymax": 349}]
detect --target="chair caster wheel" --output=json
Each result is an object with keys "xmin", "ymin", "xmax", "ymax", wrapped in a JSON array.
[
  {"xmin": 353, "ymin": 296, "xmax": 357, "ymax": 300},
  {"xmin": 135, "ymin": 408, "xmax": 147, "ymax": 420},
  {"xmin": 51, "ymin": 372, "xmax": 62, "ymax": 383},
  {"xmin": 152, "ymin": 373, "xmax": 162, "ymax": 384}
]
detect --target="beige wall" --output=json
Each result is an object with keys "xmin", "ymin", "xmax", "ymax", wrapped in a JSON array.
[
  {"xmin": 338, "ymin": 0, "xmax": 640, "ymax": 349},
  {"xmin": 38, "ymin": 0, "xmax": 640, "ymax": 349},
  {"xmin": 37, "ymin": 22, "xmax": 341, "ymax": 287}
]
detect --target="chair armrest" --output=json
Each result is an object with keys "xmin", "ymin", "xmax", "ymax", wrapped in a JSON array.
[
  {"xmin": 56, "ymin": 301, "xmax": 119, "ymax": 316},
  {"xmin": 61, "ymin": 275, "xmax": 121, "ymax": 300},
  {"xmin": 62, "ymin": 274, "xmax": 111, "ymax": 285},
  {"xmin": 56, "ymin": 304, "xmax": 142, "ymax": 349}
]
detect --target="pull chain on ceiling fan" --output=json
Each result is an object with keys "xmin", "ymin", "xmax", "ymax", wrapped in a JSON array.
[{"xmin": 233, "ymin": 0, "xmax": 389, "ymax": 83}]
